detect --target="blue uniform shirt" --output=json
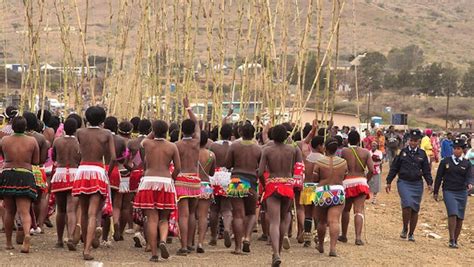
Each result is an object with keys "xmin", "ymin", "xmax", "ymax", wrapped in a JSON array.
[{"xmin": 386, "ymin": 146, "xmax": 433, "ymax": 185}]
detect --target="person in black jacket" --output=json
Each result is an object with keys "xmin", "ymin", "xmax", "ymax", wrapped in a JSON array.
[
  {"xmin": 434, "ymin": 138, "xmax": 473, "ymax": 249},
  {"xmin": 386, "ymin": 129, "xmax": 433, "ymax": 242}
]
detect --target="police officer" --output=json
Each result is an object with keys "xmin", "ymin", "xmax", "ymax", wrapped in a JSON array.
[
  {"xmin": 385, "ymin": 129, "xmax": 433, "ymax": 241},
  {"xmin": 433, "ymin": 138, "xmax": 473, "ymax": 248}
]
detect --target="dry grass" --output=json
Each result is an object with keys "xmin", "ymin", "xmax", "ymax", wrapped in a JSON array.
[{"xmin": 0, "ymin": 1, "xmax": 473, "ymax": 67}]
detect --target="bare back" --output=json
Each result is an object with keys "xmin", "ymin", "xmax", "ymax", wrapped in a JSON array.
[
  {"xmin": 313, "ymin": 155, "xmax": 347, "ymax": 186},
  {"xmin": 0, "ymin": 135, "xmax": 39, "ymax": 170},
  {"xmin": 341, "ymin": 146, "xmax": 374, "ymax": 177},
  {"xmin": 209, "ymin": 141, "xmax": 231, "ymax": 167},
  {"xmin": 198, "ymin": 148, "xmax": 215, "ymax": 182},
  {"xmin": 259, "ymin": 143, "xmax": 295, "ymax": 178},
  {"xmin": 76, "ymin": 128, "xmax": 115, "ymax": 163},
  {"xmin": 26, "ymin": 131, "xmax": 50, "ymax": 165},
  {"xmin": 142, "ymin": 138, "xmax": 181, "ymax": 179},
  {"xmin": 52, "ymin": 137, "xmax": 81, "ymax": 168},
  {"xmin": 226, "ymin": 141, "xmax": 261, "ymax": 176},
  {"xmin": 105, "ymin": 134, "xmax": 126, "ymax": 164},
  {"xmin": 176, "ymin": 138, "xmax": 200, "ymax": 173},
  {"xmin": 43, "ymin": 127, "xmax": 55, "ymax": 145}
]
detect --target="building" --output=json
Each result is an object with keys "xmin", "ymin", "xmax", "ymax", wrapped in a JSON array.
[
  {"xmin": 4, "ymin": 64, "xmax": 28, "ymax": 72},
  {"xmin": 289, "ymin": 108, "xmax": 360, "ymax": 128}
]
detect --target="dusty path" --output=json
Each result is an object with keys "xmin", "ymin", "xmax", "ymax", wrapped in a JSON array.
[{"xmin": 1, "ymin": 168, "xmax": 473, "ymax": 266}]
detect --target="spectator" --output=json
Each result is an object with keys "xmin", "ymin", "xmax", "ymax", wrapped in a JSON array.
[
  {"xmin": 375, "ymin": 129, "xmax": 386, "ymax": 157},
  {"xmin": 385, "ymin": 125, "xmax": 401, "ymax": 166},
  {"xmin": 441, "ymin": 132, "xmax": 454, "ymax": 159},
  {"xmin": 362, "ymin": 129, "xmax": 375, "ymax": 150},
  {"xmin": 369, "ymin": 141, "xmax": 383, "ymax": 204}
]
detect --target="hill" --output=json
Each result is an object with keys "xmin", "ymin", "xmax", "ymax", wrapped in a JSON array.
[{"xmin": 0, "ymin": 0, "xmax": 473, "ymax": 67}]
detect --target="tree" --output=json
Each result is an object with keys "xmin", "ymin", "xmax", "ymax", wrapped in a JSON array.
[
  {"xmin": 288, "ymin": 51, "xmax": 326, "ymax": 91},
  {"xmin": 387, "ymin": 45, "xmax": 424, "ymax": 71},
  {"xmin": 414, "ymin": 62, "xmax": 459, "ymax": 96},
  {"xmin": 359, "ymin": 51, "xmax": 387, "ymax": 90},
  {"xmin": 461, "ymin": 62, "xmax": 474, "ymax": 96},
  {"xmin": 395, "ymin": 69, "xmax": 414, "ymax": 88}
]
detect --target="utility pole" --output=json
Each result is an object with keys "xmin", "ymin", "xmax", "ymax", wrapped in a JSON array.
[{"xmin": 445, "ymin": 85, "xmax": 450, "ymax": 130}]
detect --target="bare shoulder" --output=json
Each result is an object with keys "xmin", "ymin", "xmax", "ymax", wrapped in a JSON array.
[
  {"xmin": 35, "ymin": 132, "xmax": 47, "ymax": 142},
  {"xmin": 169, "ymin": 141, "xmax": 179, "ymax": 150},
  {"xmin": 261, "ymin": 145, "xmax": 271, "ymax": 154},
  {"xmin": 141, "ymin": 138, "xmax": 150, "ymax": 147},
  {"xmin": 209, "ymin": 143, "xmax": 217, "ymax": 150},
  {"xmin": 286, "ymin": 143, "xmax": 296, "ymax": 152},
  {"xmin": 209, "ymin": 150, "xmax": 216, "ymax": 159},
  {"xmin": 252, "ymin": 143, "xmax": 261, "ymax": 151},
  {"xmin": 358, "ymin": 147, "xmax": 370, "ymax": 156},
  {"xmin": 102, "ymin": 128, "xmax": 113, "ymax": 136},
  {"xmin": 25, "ymin": 135, "xmax": 37, "ymax": 145},
  {"xmin": 52, "ymin": 137, "xmax": 62, "ymax": 146},
  {"xmin": 76, "ymin": 128, "xmax": 85, "ymax": 135}
]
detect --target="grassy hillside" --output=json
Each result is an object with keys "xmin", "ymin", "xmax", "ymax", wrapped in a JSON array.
[{"xmin": 0, "ymin": 0, "xmax": 473, "ymax": 67}]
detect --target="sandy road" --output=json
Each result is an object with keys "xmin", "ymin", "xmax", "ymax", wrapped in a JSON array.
[{"xmin": 1, "ymin": 169, "xmax": 473, "ymax": 266}]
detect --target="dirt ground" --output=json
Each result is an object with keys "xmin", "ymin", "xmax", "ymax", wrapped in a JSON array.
[{"xmin": 1, "ymin": 166, "xmax": 473, "ymax": 266}]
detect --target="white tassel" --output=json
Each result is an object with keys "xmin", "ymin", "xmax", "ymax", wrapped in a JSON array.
[
  {"xmin": 74, "ymin": 165, "xmax": 108, "ymax": 183},
  {"xmin": 343, "ymin": 178, "xmax": 368, "ymax": 189},
  {"xmin": 138, "ymin": 177, "xmax": 176, "ymax": 193},
  {"xmin": 119, "ymin": 177, "xmax": 130, "ymax": 193},
  {"xmin": 210, "ymin": 171, "xmax": 231, "ymax": 187},
  {"xmin": 51, "ymin": 168, "xmax": 77, "ymax": 183}
]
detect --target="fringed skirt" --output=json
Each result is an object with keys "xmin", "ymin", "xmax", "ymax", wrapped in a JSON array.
[
  {"xmin": 129, "ymin": 169, "xmax": 143, "ymax": 193},
  {"xmin": 72, "ymin": 162, "xmax": 108, "ymax": 197},
  {"xmin": 133, "ymin": 176, "xmax": 177, "ymax": 210},
  {"xmin": 299, "ymin": 182, "xmax": 318, "ymax": 205},
  {"xmin": 0, "ymin": 168, "xmax": 38, "ymax": 201},
  {"xmin": 262, "ymin": 177, "xmax": 295, "ymax": 202},
  {"xmin": 227, "ymin": 173, "xmax": 257, "ymax": 198},
  {"xmin": 343, "ymin": 176, "xmax": 370, "ymax": 200},
  {"xmin": 199, "ymin": 181, "xmax": 213, "ymax": 199},
  {"xmin": 119, "ymin": 169, "xmax": 131, "ymax": 193},
  {"xmin": 32, "ymin": 165, "xmax": 48, "ymax": 193},
  {"xmin": 175, "ymin": 173, "xmax": 201, "ymax": 200},
  {"xmin": 51, "ymin": 167, "xmax": 77, "ymax": 193},
  {"xmin": 105, "ymin": 165, "xmax": 121, "ymax": 190},
  {"xmin": 210, "ymin": 167, "xmax": 231, "ymax": 196}
]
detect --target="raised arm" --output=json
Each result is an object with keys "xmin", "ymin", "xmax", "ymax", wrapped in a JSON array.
[
  {"xmin": 183, "ymin": 95, "xmax": 200, "ymax": 141},
  {"xmin": 304, "ymin": 119, "xmax": 318, "ymax": 144}
]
